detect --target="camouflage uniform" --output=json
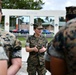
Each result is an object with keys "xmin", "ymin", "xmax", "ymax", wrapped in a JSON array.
[
  {"xmin": 47, "ymin": 7, "xmax": 76, "ymax": 75},
  {"xmin": 26, "ymin": 34, "xmax": 48, "ymax": 75},
  {"xmin": 0, "ymin": 0, "xmax": 22, "ymax": 67},
  {"xmin": 0, "ymin": 28, "xmax": 22, "ymax": 67}
]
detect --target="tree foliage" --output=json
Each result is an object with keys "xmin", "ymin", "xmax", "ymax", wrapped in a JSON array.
[{"xmin": 2, "ymin": 0, "xmax": 44, "ymax": 10}]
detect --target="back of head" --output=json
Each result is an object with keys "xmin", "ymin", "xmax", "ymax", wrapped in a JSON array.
[{"xmin": 66, "ymin": 6, "xmax": 76, "ymax": 21}]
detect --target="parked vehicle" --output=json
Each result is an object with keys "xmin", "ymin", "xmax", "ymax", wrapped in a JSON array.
[
  {"xmin": 42, "ymin": 29, "xmax": 51, "ymax": 34},
  {"xmin": 42, "ymin": 29, "xmax": 54, "ymax": 34},
  {"xmin": 20, "ymin": 29, "xmax": 29, "ymax": 34},
  {"xmin": 12, "ymin": 29, "xmax": 20, "ymax": 33},
  {"xmin": 12, "ymin": 29, "xmax": 18, "ymax": 33}
]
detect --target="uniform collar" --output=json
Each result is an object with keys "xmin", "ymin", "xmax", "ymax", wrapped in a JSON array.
[{"xmin": 33, "ymin": 33, "xmax": 41, "ymax": 38}]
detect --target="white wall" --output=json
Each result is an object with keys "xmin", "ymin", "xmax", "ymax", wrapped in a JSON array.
[{"xmin": 2, "ymin": 9, "xmax": 66, "ymax": 35}]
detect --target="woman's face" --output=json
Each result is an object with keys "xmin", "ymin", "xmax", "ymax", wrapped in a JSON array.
[{"xmin": 34, "ymin": 28, "xmax": 42, "ymax": 36}]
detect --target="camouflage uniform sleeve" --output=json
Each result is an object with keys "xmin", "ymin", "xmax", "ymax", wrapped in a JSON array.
[
  {"xmin": 48, "ymin": 31, "xmax": 65, "ymax": 59},
  {"xmin": 25, "ymin": 36, "xmax": 30, "ymax": 47},
  {"xmin": 1, "ymin": 30, "xmax": 22, "ymax": 58},
  {"xmin": 12, "ymin": 39, "xmax": 22, "ymax": 58},
  {"xmin": 45, "ymin": 37, "xmax": 48, "ymax": 48},
  {"xmin": 13, "ymin": 39, "xmax": 22, "ymax": 51},
  {"xmin": 43, "ymin": 36, "xmax": 48, "ymax": 48}
]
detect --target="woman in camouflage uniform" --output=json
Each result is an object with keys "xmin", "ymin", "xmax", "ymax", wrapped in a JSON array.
[{"xmin": 26, "ymin": 23, "xmax": 48, "ymax": 75}]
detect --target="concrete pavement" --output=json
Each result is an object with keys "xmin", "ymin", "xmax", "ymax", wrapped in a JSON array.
[{"xmin": 16, "ymin": 48, "xmax": 51, "ymax": 75}]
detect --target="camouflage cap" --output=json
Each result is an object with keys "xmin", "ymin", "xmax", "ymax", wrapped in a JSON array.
[
  {"xmin": 66, "ymin": 6, "xmax": 76, "ymax": 15},
  {"xmin": 33, "ymin": 23, "xmax": 43, "ymax": 29}
]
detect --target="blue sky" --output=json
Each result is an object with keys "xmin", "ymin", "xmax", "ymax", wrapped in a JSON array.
[{"xmin": 42, "ymin": 0, "xmax": 76, "ymax": 10}]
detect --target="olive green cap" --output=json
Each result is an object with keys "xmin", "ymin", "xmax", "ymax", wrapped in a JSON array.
[{"xmin": 33, "ymin": 23, "xmax": 43, "ymax": 29}]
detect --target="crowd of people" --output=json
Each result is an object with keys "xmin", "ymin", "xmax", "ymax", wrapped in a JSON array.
[{"xmin": 0, "ymin": 1, "xmax": 76, "ymax": 75}]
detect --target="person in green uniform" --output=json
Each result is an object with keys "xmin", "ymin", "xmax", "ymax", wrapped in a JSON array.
[
  {"xmin": 45, "ymin": 6, "xmax": 76, "ymax": 75},
  {"xmin": 0, "ymin": 1, "xmax": 22, "ymax": 75},
  {"xmin": 26, "ymin": 23, "xmax": 48, "ymax": 75}
]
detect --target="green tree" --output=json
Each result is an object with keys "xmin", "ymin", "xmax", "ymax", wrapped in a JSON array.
[{"xmin": 2, "ymin": 0, "xmax": 44, "ymax": 10}]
